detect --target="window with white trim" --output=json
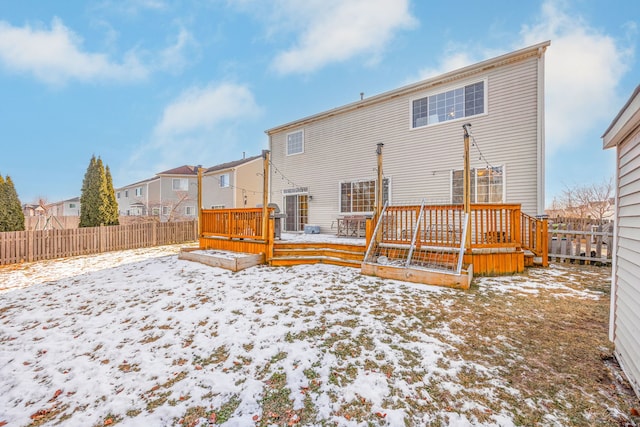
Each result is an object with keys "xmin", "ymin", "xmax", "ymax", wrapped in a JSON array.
[
  {"xmin": 287, "ymin": 130, "xmax": 304, "ymax": 155},
  {"xmin": 152, "ymin": 207, "xmax": 160, "ymax": 215},
  {"xmin": 211, "ymin": 205, "xmax": 225, "ymax": 209},
  {"xmin": 451, "ymin": 166, "xmax": 503, "ymax": 203},
  {"xmin": 219, "ymin": 174, "xmax": 229, "ymax": 188},
  {"xmin": 340, "ymin": 178, "xmax": 389, "ymax": 213},
  {"xmin": 162, "ymin": 206, "xmax": 170, "ymax": 215},
  {"xmin": 185, "ymin": 206, "xmax": 195, "ymax": 216},
  {"xmin": 125, "ymin": 190, "xmax": 129, "ymax": 197},
  {"xmin": 412, "ymin": 81, "xmax": 485, "ymax": 128},
  {"xmin": 135, "ymin": 187, "xmax": 142, "ymax": 197},
  {"xmin": 172, "ymin": 178, "xmax": 188, "ymax": 191}
]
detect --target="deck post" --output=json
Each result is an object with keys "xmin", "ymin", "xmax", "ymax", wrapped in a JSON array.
[
  {"xmin": 197, "ymin": 166, "xmax": 203, "ymax": 238},
  {"xmin": 462, "ymin": 124, "xmax": 472, "ymax": 249},
  {"xmin": 376, "ymin": 143, "xmax": 384, "ymax": 220},
  {"xmin": 262, "ymin": 150, "xmax": 270, "ymax": 242},
  {"xmin": 375, "ymin": 143, "xmax": 384, "ymax": 244}
]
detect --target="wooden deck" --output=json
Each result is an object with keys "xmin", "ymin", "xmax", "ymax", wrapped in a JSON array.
[{"xmin": 197, "ymin": 204, "xmax": 548, "ymax": 277}]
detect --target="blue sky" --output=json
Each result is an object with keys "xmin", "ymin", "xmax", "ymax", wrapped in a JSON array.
[{"xmin": 1, "ymin": 0, "xmax": 638, "ymax": 208}]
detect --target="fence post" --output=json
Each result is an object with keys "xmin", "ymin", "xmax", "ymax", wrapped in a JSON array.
[
  {"xmin": 152, "ymin": 222, "xmax": 157, "ymax": 246},
  {"xmin": 99, "ymin": 225, "xmax": 106, "ymax": 253},
  {"xmin": 27, "ymin": 230, "xmax": 33, "ymax": 262}
]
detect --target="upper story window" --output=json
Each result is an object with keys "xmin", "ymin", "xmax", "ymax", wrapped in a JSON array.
[
  {"xmin": 412, "ymin": 81, "xmax": 485, "ymax": 128},
  {"xmin": 69, "ymin": 203, "xmax": 76, "ymax": 208},
  {"xmin": 124, "ymin": 190, "xmax": 129, "ymax": 197},
  {"xmin": 219, "ymin": 174, "xmax": 229, "ymax": 188},
  {"xmin": 172, "ymin": 178, "xmax": 188, "ymax": 191},
  {"xmin": 451, "ymin": 166, "xmax": 504, "ymax": 204},
  {"xmin": 135, "ymin": 187, "xmax": 142, "ymax": 197},
  {"xmin": 117, "ymin": 192, "xmax": 120, "ymax": 199},
  {"xmin": 287, "ymin": 130, "xmax": 304, "ymax": 155},
  {"xmin": 340, "ymin": 178, "xmax": 390, "ymax": 213}
]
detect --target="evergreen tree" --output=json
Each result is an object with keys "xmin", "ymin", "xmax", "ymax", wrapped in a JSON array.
[
  {"xmin": 80, "ymin": 156, "xmax": 99, "ymax": 227},
  {"xmin": 0, "ymin": 175, "xmax": 25, "ymax": 232},
  {"xmin": 79, "ymin": 156, "xmax": 118, "ymax": 227},
  {"xmin": 0, "ymin": 175, "xmax": 7, "ymax": 231},
  {"xmin": 104, "ymin": 165, "xmax": 119, "ymax": 225}
]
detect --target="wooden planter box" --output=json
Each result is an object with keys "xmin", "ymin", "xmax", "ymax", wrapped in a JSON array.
[{"xmin": 179, "ymin": 248, "xmax": 264, "ymax": 272}]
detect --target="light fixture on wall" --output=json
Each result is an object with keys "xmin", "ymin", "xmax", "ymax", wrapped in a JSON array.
[{"xmin": 308, "ymin": 195, "xmax": 313, "ymax": 201}]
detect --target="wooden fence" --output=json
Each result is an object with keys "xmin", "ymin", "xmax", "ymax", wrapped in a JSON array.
[
  {"xmin": 0, "ymin": 220, "xmax": 198, "ymax": 265},
  {"xmin": 548, "ymin": 223, "xmax": 613, "ymax": 265}
]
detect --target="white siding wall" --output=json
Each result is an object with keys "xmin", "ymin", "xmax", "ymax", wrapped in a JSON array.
[
  {"xmin": 269, "ymin": 55, "xmax": 542, "ymax": 232},
  {"xmin": 614, "ymin": 130, "xmax": 640, "ymax": 397}
]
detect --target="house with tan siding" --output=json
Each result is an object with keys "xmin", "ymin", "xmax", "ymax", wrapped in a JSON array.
[
  {"xmin": 266, "ymin": 41, "xmax": 550, "ymax": 232},
  {"xmin": 202, "ymin": 155, "xmax": 263, "ymax": 209},
  {"xmin": 116, "ymin": 165, "xmax": 200, "ymax": 221},
  {"xmin": 266, "ymin": 41, "xmax": 550, "ymax": 233},
  {"xmin": 602, "ymin": 84, "xmax": 640, "ymax": 398}
]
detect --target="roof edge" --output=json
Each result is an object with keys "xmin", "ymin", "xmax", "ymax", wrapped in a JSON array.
[
  {"xmin": 602, "ymin": 84, "xmax": 640, "ymax": 148},
  {"xmin": 265, "ymin": 40, "xmax": 550, "ymax": 135}
]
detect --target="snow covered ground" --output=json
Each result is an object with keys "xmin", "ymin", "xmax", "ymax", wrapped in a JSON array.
[{"xmin": 0, "ymin": 243, "xmax": 626, "ymax": 426}]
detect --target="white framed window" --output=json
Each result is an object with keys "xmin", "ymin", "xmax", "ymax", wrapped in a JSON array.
[
  {"xmin": 152, "ymin": 207, "xmax": 160, "ymax": 215},
  {"xmin": 162, "ymin": 206, "xmax": 170, "ymax": 215},
  {"xmin": 211, "ymin": 205, "xmax": 225, "ymax": 209},
  {"xmin": 451, "ymin": 166, "xmax": 504, "ymax": 203},
  {"xmin": 69, "ymin": 203, "xmax": 76, "ymax": 208},
  {"xmin": 124, "ymin": 190, "xmax": 129, "ymax": 197},
  {"xmin": 117, "ymin": 192, "xmax": 120, "ymax": 199},
  {"xmin": 172, "ymin": 178, "xmax": 188, "ymax": 191},
  {"xmin": 340, "ymin": 178, "xmax": 390, "ymax": 213},
  {"xmin": 219, "ymin": 174, "xmax": 229, "ymax": 188},
  {"xmin": 185, "ymin": 206, "xmax": 195, "ymax": 216},
  {"xmin": 135, "ymin": 187, "xmax": 142, "ymax": 197},
  {"xmin": 287, "ymin": 130, "xmax": 304, "ymax": 155},
  {"xmin": 412, "ymin": 81, "xmax": 485, "ymax": 128}
]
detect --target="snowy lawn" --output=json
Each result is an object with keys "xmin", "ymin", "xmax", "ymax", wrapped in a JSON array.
[{"xmin": 1, "ymin": 244, "xmax": 638, "ymax": 427}]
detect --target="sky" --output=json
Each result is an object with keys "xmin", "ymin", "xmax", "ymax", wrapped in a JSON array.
[{"xmin": 0, "ymin": 0, "xmax": 638, "ymax": 207}]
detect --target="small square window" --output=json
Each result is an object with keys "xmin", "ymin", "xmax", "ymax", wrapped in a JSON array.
[{"xmin": 287, "ymin": 130, "xmax": 304, "ymax": 155}]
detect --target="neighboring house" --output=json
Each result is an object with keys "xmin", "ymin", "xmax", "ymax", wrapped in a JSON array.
[
  {"xmin": 602, "ymin": 84, "xmax": 640, "ymax": 398},
  {"xmin": 47, "ymin": 197, "xmax": 81, "ymax": 216},
  {"xmin": 116, "ymin": 165, "xmax": 200, "ymax": 221},
  {"xmin": 266, "ymin": 41, "xmax": 549, "ymax": 233},
  {"xmin": 22, "ymin": 203, "xmax": 45, "ymax": 217},
  {"xmin": 116, "ymin": 177, "xmax": 158, "ymax": 217},
  {"xmin": 202, "ymin": 154, "xmax": 263, "ymax": 209}
]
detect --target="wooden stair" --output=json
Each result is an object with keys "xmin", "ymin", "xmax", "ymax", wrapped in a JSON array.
[{"xmin": 270, "ymin": 242, "xmax": 366, "ymax": 268}]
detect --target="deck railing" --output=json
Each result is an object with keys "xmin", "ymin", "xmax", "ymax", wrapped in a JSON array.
[
  {"xmin": 521, "ymin": 212, "xmax": 549, "ymax": 265},
  {"xmin": 201, "ymin": 208, "xmax": 272, "ymax": 240},
  {"xmin": 470, "ymin": 204, "xmax": 521, "ymax": 248},
  {"xmin": 377, "ymin": 204, "xmax": 525, "ymax": 248}
]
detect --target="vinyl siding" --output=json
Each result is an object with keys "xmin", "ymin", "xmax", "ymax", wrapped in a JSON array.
[
  {"xmin": 235, "ymin": 158, "xmax": 263, "ymax": 208},
  {"xmin": 202, "ymin": 174, "xmax": 235, "ymax": 209},
  {"xmin": 614, "ymin": 130, "xmax": 640, "ymax": 397},
  {"xmin": 269, "ymin": 53, "xmax": 543, "ymax": 232}
]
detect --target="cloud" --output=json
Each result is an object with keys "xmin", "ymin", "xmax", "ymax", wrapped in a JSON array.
[
  {"xmin": 413, "ymin": 0, "xmax": 633, "ymax": 154},
  {"xmin": 157, "ymin": 27, "xmax": 199, "ymax": 73},
  {"xmin": 0, "ymin": 18, "xmax": 148, "ymax": 85},
  {"xmin": 154, "ymin": 83, "xmax": 261, "ymax": 137},
  {"xmin": 125, "ymin": 82, "xmax": 262, "ymax": 179},
  {"xmin": 259, "ymin": 0, "xmax": 416, "ymax": 74},
  {"xmin": 520, "ymin": 1, "xmax": 632, "ymax": 153}
]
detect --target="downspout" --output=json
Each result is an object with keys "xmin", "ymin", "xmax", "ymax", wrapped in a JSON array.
[{"xmin": 537, "ymin": 45, "xmax": 547, "ymax": 216}]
